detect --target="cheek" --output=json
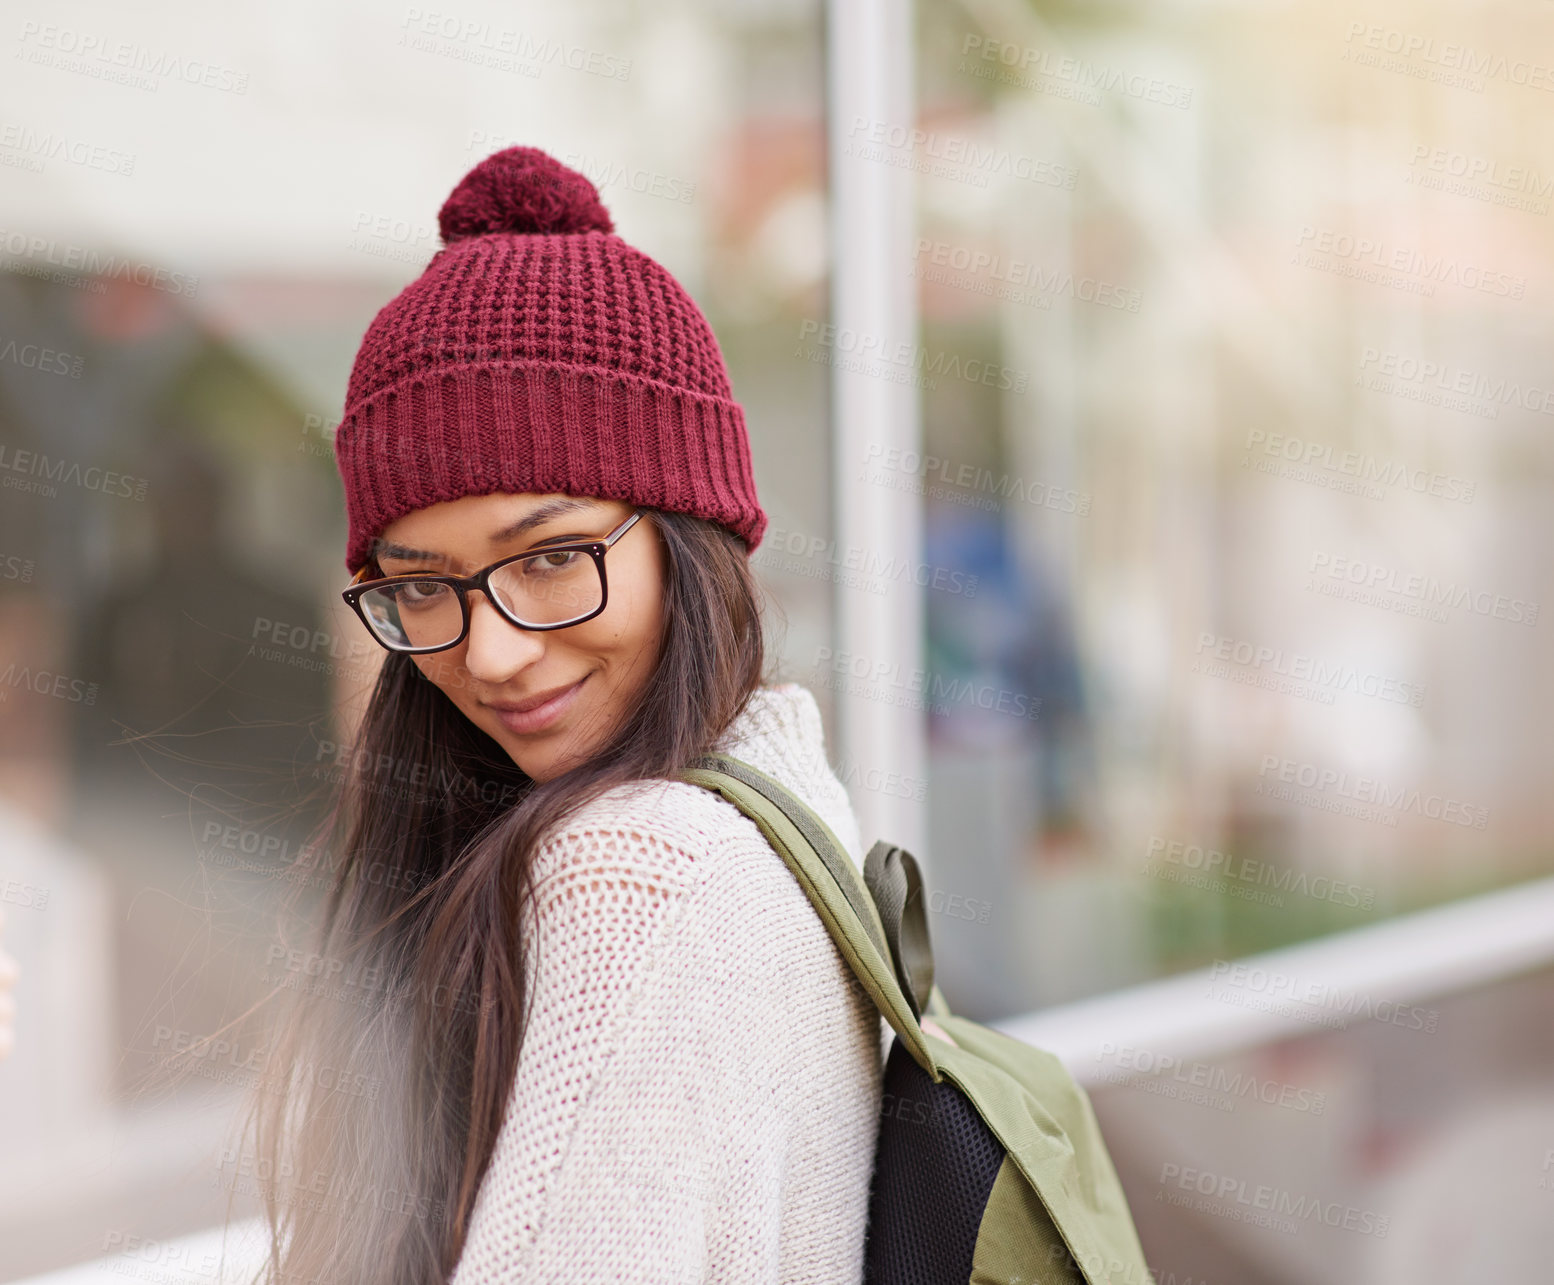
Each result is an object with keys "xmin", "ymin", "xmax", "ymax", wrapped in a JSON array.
[
  {"xmin": 606, "ymin": 545, "xmax": 667, "ymax": 649},
  {"xmin": 413, "ymin": 650, "xmax": 473, "ymax": 701},
  {"xmin": 563, "ymin": 605, "xmax": 656, "ymax": 675},
  {"xmin": 606, "ymin": 580, "xmax": 664, "ymax": 655}
]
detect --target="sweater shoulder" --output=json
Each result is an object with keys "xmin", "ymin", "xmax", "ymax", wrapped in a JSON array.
[{"xmin": 530, "ymin": 776, "xmax": 752, "ymax": 891}]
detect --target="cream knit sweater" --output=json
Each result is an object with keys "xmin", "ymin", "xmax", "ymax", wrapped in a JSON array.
[{"xmin": 448, "ymin": 682, "xmax": 888, "ymax": 1284}]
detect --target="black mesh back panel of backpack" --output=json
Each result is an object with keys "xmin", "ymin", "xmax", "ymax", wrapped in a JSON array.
[{"xmin": 864, "ymin": 1035, "xmax": 1006, "ymax": 1284}]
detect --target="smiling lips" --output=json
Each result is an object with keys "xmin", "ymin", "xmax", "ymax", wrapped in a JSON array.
[{"xmin": 486, "ymin": 676, "xmax": 588, "ymax": 734}]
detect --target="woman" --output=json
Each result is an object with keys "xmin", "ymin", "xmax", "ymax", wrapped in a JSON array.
[{"xmin": 245, "ymin": 146, "xmax": 892, "ymax": 1285}]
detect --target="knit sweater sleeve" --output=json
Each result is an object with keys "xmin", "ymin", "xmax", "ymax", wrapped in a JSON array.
[{"xmin": 446, "ymin": 785, "xmax": 752, "ymax": 1284}]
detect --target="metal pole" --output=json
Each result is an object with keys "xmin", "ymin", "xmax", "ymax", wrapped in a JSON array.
[{"xmin": 824, "ymin": 0, "xmax": 926, "ymax": 862}]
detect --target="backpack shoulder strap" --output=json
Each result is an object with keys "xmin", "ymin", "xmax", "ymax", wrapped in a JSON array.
[
  {"xmin": 681, "ymin": 752, "xmax": 939, "ymax": 1076},
  {"xmin": 862, "ymin": 840, "xmax": 936, "ymax": 1022}
]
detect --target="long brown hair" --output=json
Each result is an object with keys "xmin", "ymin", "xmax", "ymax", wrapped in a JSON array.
[{"xmin": 240, "ymin": 508, "xmax": 772, "ymax": 1284}]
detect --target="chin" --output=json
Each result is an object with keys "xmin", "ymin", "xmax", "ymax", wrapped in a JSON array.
[
  {"xmin": 516, "ymin": 748, "xmax": 566, "ymax": 785},
  {"xmin": 495, "ymin": 730, "xmax": 562, "ymax": 780},
  {"xmin": 486, "ymin": 702, "xmax": 610, "ymax": 784}
]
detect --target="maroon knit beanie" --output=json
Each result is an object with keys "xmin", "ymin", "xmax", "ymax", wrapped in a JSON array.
[{"xmin": 334, "ymin": 146, "xmax": 766, "ymax": 573}]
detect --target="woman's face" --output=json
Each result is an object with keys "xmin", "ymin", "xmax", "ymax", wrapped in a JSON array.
[{"xmin": 372, "ymin": 492, "xmax": 667, "ymax": 783}]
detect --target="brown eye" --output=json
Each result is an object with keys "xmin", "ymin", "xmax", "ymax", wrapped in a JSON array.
[{"xmin": 394, "ymin": 581, "xmax": 454, "ymax": 608}]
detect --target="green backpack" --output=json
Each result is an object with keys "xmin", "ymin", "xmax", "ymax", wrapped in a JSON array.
[{"xmin": 681, "ymin": 752, "xmax": 1152, "ymax": 1285}]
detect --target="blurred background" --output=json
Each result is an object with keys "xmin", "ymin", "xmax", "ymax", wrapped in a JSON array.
[{"xmin": 2, "ymin": 0, "xmax": 1553, "ymax": 1282}]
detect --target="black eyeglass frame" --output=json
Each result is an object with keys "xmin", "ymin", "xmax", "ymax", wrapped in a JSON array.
[{"xmin": 341, "ymin": 509, "xmax": 644, "ymax": 655}]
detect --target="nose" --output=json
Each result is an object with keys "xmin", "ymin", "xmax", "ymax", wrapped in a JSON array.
[{"xmin": 461, "ymin": 590, "xmax": 546, "ymax": 684}]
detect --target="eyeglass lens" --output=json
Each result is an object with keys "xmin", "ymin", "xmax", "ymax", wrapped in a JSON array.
[{"xmin": 357, "ymin": 548, "xmax": 602, "ymax": 649}]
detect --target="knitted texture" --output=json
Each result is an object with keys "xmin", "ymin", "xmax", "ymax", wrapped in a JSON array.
[
  {"xmin": 334, "ymin": 146, "xmax": 767, "ymax": 573},
  {"xmin": 448, "ymin": 683, "xmax": 887, "ymax": 1284}
]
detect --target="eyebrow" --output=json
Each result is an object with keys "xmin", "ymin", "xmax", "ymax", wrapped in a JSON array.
[{"xmin": 373, "ymin": 498, "xmax": 599, "ymax": 564}]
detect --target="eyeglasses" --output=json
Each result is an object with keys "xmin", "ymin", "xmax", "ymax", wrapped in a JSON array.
[{"xmin": 342, "ymin": 509, "xmax": 643, "ymax": 654}]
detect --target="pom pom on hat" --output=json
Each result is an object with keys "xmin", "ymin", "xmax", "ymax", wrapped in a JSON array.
[{"xmin": 437, "ymin": 145, "xmax": 615, "ymax": 243}]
